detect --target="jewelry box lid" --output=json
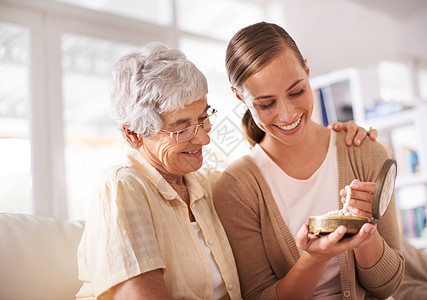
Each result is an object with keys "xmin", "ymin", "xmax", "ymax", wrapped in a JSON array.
[{"xmin": 372, "ymin": 158, "xmax": 397, "ymax": 220}]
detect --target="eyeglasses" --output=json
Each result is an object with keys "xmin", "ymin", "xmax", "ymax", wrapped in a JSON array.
[{"xmin": 160, "ymin": 108, "xmax": 217, "ymax": 143}]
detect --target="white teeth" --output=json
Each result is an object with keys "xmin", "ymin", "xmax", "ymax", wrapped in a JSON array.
[
  {"xmin": 185, "ymin": 149, "xmax": 200, "ymax": 154},
  {"xmin": 276, "ymin": 116, "xmax": 302, "ymax": 131}
]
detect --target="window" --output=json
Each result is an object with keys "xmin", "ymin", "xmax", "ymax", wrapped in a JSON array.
[
  {"xmin": 0, "ymin": 23, "xmax": 32, "ymax": 214},
  {"xmin": 55, "ymin": 0, "xmax": 172, "ymax": 25},
  {"xmin": 1, "ymin": 0, "xmax": 272, "ymax": 220},
  {"xmin": 62, "ymin": 34, "xmax": 136, "ymax": 219}
]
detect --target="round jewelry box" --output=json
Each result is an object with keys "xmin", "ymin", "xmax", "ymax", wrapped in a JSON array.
[{"xmin": 308, "ymin": 158, "xmax": 397, "ymax": 236}]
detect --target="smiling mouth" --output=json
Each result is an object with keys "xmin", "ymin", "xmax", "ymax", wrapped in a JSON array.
[
  {"xmin": 275, "ymin": 115, "xmax": 302, "ymax": 131},
  {"xmin": 183, "ymin": 149, "xmax": 201, "ymax": 155}
]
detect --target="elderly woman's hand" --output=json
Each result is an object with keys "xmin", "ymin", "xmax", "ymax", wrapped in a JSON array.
[{"xmin": 329, "ymin": 120, "xmax": 377, "ymax": 146}]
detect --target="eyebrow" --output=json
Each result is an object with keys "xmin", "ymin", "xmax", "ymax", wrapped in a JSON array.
[
  {"xmin": 253, "ymin": 79, "xmax": 304, "ymax": 101},
  {"xmin": 168, "ymin": 104, "xmax": 210, "ymax": 127}
]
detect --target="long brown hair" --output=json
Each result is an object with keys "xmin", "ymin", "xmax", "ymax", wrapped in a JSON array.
[{"xmin": 226, "ymin": 22, "xmax": 305, "ymax": 147}]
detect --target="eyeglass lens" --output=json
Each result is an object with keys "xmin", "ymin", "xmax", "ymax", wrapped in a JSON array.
[{"xmin": 177, "ymin": 113, "xmax": 215, "ymax": 142}]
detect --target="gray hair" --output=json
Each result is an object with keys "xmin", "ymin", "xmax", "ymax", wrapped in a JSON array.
[{"xmin": 110, "ymin": 42, "xmax": 208, "ymax": 137}]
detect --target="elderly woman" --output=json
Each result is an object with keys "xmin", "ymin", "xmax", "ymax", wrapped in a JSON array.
[
  {"xmin": 77, "ymin": 42, "xmax": 241, "ymax": 300},
  {"xmin": 76, "ymin": 42, "xmax": 374, "ymax": 300}
]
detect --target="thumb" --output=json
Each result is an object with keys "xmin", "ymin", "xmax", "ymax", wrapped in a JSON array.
[{"xmin": 296, "ymin": 224, "xmax": 310, "ymax": 250}]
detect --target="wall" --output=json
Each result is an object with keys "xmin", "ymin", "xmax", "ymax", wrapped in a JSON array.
[{"xmin": 276, "ymin": 0, "xmax": 426, "ymax": 77}]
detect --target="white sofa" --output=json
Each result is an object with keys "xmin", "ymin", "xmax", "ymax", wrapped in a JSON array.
[{"xmin": 0, "ymin": 213, "xmax": 84, "ymax": 300}]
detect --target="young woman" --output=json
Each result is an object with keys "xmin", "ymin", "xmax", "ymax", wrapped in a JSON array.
[{"xmin": 214, "ymin": 22, "xmax": 404, "ymax": 300}]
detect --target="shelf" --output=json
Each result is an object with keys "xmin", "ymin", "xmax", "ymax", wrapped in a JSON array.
[
  {"xmin": 311, "ymin": 70, "xmax": 427, "ymax": 251},
  {"xmin": 362, "ymin": 108, "xmax": 416, "ymax": 130},
  {"xmin": 396, "ymin": 173, "xmax": 427, "ymax": 189},
  {"xmin": 408, "ymin": 237, "xmax": 427, "ymax": 250}
]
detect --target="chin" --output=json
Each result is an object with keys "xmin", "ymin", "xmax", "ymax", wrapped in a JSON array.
[{"xmin": 183, "ymin": 158, "xmax": 203, "ymax": 174}]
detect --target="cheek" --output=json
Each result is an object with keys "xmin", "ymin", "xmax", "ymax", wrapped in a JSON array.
[
  {"xmin": 250, "ymin": 107, "xmax": 274, "ymax": 129},
  {"xmin": 156, "ymin": 143, "xmax": 182, "ymax": 162},
  {"xmin": 303, "ymin": 91, "xmax": 314, "ymax": 110}
]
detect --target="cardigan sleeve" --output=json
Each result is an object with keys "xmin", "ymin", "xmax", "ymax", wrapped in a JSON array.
[
  {"xmin": 213, "ymin": 161, "xmax": 279, "ymax": 300},
  {"xmin": 342, "ymin": 135, "xmax": 405, "ymax": 298}
]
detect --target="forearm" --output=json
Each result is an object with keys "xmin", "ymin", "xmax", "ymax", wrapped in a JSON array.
[
  {"xmin": 355, "ymin": 231, "xmax": 404, "ymax": 298},
  {"xmin": 276, "ymin": 252, "xmax": 329, "ymax": 300},
  {"xmin": 354, "ymin": 230, "xmax": 384, "ymax": 268}
]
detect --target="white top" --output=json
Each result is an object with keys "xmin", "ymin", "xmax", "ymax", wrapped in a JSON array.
[
  {"xmin": 249, "ymin": 130, "xmax": 342, "ymax": 299},
  {"xmin": 191, "ymin": 222, "xmax": 227, "ymax": 300}
]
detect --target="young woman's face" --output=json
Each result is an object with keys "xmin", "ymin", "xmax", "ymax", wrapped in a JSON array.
[{"xmin": 241, "ymin": 49, "xmax": 314, "ymax": 146}]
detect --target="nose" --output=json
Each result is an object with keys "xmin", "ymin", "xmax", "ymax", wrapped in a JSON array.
[
  {"xmin": 190, "ymin": 124, "xmax": 210, "ymax": 145},
  {"xmin": 277, "ymin": 99, "xmax": 298, "ymax": 123}
]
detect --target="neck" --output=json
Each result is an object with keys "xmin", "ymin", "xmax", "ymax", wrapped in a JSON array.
[
  {"xmin": 159, "ymin": 171, "xmax": 186, "ymax": 190},
  {"xmin": 260, "ymin": 121, "xmax": 330, "ymax": 179},
  {"xmin": 138, "ymin": 145, "xmax": 186, "ymax": 188}
]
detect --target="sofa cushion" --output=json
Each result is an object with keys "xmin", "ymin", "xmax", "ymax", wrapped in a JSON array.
[{"xmin": 0, "ymin": 213, "xmax": 84, "ymax": 300}]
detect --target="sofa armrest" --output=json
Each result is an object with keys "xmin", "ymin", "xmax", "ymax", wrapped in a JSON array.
[{"xmin": 0, "ymin": 213, "xmax": 84, "ymax": 300}]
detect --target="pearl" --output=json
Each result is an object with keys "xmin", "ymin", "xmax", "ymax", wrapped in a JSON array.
[{"xmin": 323, "ymin": 185, "xmax": 352, "ymax": 217}]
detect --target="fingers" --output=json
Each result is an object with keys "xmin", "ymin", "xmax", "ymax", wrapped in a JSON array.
[
  {"xmin": 296, "ymin": 224, "xmax": 311, "ymax": 250},
  {"xmin": 348, "ymin": 205, "xmax": 372, "ymax": 219},
  {"xmin": 327, "ymin": 225, "xmax": 347, "ymax": 243},
  {"xmin": 329, "ymin": 122, "xmax": 343, "ymax": 130},
  {"xmin": 349, "ymin": 180, "xmax": 376, "ymax": 193},
  {"xmin": 367, "ymin": 128, "xmax": 378, "ymax": 141},
  {"xmin": 330, "ymin": 120, "xmax": 378, "ymax": 146},
  {"xmin": 329, "ymin": 121, "xmax": 355, "ymax": 146},
  {"xmin": 349, "ymin": 223, "xmax": 377, "ymax": 249},
  {"xmin": 342, "ymin": 120, "xmax": 358, "ymax": 146},
  {"xmin": 340, "ymin": 180, "xmax": 375, "ymax": 219},
  {"xmin": 340, "ymin": 180, "xmax": 375, "ymax": 200}
]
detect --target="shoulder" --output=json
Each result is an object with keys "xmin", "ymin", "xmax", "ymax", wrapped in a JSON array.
[
  {"xmin": 91, "ymin": 164, "xmax": 154, "ymax": 211},
  {"xmin": 191, "ymin": 168, "xmax": 222, "ymax": 198},
  {"xmin": 100, "ymin": 164, "xmax": 151, "ymax": 187},
  {"xmin": 336, "ymin": 130, "xmax": 389, "ymax": 158},
  {"xmin": 214, "ymin": 155, "xmax": 264, "ymax": 200},
  {"xmin": 335, "ymin": 131, "xmax": 391, "ymax": 181},
  {"xmin": 221, "ymin": 155, "xmax": 257, "ymax": 178}
]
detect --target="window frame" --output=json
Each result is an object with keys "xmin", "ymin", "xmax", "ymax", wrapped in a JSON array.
[{"xmin": 1, "ymin": 0, "xmax": 270, "ymax": 219}]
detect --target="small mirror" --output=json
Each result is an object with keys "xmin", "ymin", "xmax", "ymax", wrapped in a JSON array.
[
  {"xmin": 308, "ymin": 158, "xmax": 397, "ymax": 235},
  {"xmin": 372, "ymin": 159, "xmax": 397, "ymax": 219}
]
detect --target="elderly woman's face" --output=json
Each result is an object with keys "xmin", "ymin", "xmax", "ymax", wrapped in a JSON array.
[{"xmin": 142, "ymin": 98, "xmax": 211, "ymax": 177}]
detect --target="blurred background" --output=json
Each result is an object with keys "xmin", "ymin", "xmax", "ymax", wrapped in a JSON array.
[{"xmin": 0, "ymin": 0, "xmax": 426, "ymax": 248}]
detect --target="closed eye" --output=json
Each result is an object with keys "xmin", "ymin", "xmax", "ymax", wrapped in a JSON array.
[
  {"xmin": 257, "ymin": 101, "xmax": 276, "ymax": 110},
  {"xmin": 290, "ymin": 88, "xmax": 305, "ymax": 98}
]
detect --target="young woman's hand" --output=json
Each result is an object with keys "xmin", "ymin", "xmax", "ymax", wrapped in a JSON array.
[
  {"xmin": 340, "ymin": 179, "xmax": 376, "ymax": 220},
  {"xmin": 296, "ymin": 222, "xmax": 377, "ymax": 263},
  {"xmin": 329, "ymin": 120, "xmax": 377, "ymax": 146}
]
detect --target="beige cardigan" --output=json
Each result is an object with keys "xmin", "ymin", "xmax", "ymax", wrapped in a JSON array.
[{"xmin": 214, "ymin": 131, "xmax": 404, "ymax": 300}]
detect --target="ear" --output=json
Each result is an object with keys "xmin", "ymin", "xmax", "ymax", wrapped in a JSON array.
[
  {"xmin": 304, "ymin": 58, "xmax": 310, "ymax": 76},
  {"xmin": 122, "ymin": 126, "xmax": 143, "ymax": 148},
  {"xmin": 231, "ymin": 87, "xmax": 244, "ymax": 102}
]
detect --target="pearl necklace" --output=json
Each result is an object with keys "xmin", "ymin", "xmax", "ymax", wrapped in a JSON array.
[{"xmin": 324, "ymin": 185, "xmax": 351, "ymax": 216}]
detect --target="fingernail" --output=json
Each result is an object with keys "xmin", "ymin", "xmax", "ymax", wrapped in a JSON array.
[
  {"xmin": 352, "ymin": 183, "xmax": 359, "ymax": 189},
  {"xmin": 338, "ymin": 227, "xmax": 345, "ymax": 234},
  {"xmin": 365, "ymin": 226, "xmax": 370, "ymax": 233},
  {"xmin": 355, "ymin": 139, "xmax": 360, "ymax": 145}
]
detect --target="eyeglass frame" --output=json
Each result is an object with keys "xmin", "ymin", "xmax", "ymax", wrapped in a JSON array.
[{"xmin": 159, "ymin": 108, "xmax": 217, "ymax": 143}]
